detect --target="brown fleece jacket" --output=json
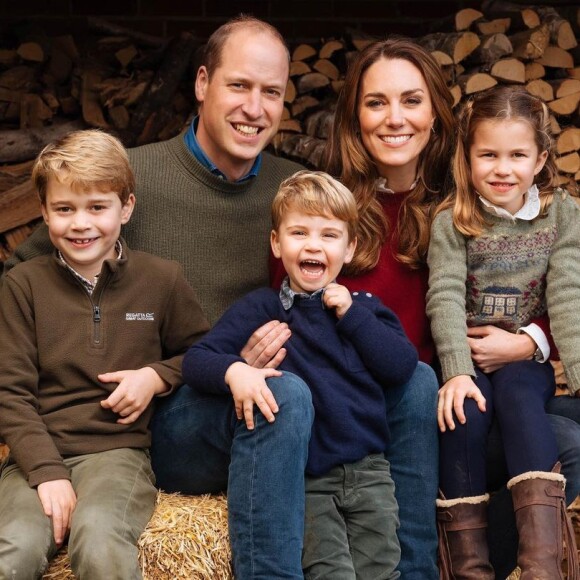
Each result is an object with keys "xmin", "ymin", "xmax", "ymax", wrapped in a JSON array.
[{"xmin": 0, "ymin": 243, "xmax": 209, "ymax": 487}]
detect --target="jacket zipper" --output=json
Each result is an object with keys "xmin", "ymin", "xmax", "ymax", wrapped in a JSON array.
[{"xmin": 93, "ymin": 304, "xmax": 101, "ymax": 345}]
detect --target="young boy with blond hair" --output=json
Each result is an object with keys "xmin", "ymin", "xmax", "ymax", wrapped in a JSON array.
[
  {"xmin": 0, "ymin": 129, "xmax": 209, "ymax": 579},
  {"xmin": 183, "ymin": 170, "xmax": 418, "ymax": 578}
]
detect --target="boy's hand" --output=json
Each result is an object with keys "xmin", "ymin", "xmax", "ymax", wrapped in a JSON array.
[
  {"xmin": 437, "ymin": 375, "xmax": 486, "ymax": 432},
  {"xmin": 225, "ymin": 362, "xmax": 282, "ymax": 430},
  {"xmin": 241, "ymin": 320, "xmax": 291, "ymax": 369},
  {"xmin": 99, "ymin": 367, "xmax": 167, "ymax": 424},
  {"xmin": 37, "ymin": 479, "xmax": 77, "ymax": 547},
  {"xmin": 323, "ymin": 283, "xmax": 353, "ymax": 319}
]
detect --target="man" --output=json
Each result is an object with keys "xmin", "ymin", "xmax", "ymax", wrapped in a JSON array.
[{"xmin": 2, "ymin": 16, "xmax": 313, "ymax": 579}]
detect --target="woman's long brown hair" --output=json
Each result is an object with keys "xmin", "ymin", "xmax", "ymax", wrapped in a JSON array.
[{"xmin": 324, "ymin": 37, "xmax": 455, "ymax": 273}]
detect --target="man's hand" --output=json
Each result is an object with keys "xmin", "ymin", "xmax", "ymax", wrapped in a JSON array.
[
  {"xmin": 241, "ymin": 320, "xmax": 291, "ymax": 369},
  {"xmin": 37, "ymin": 479, "xmax": 77, "ymax": 546},
  {"xmin": 323, "ymin": 283, "xmax": 353, "ymax": 319},
  {"xmin": 99, "ymin": 367, "xmax": 167, "ymax": 424},
  {"xmin": 468, "ymin": 325, "xmax": 536, "ymax": 373},
  {"xmin": 225, "ymin": 362, "xmax": 282, "ymax": 430},
  {"xmin": 437, "ymin": 375, "xmax": 486, "ymax": 432}
]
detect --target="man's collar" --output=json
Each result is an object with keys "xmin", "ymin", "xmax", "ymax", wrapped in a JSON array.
[
  {"xmin": 184, "ymin": 117, "xmax": 262, "ymax": 183},
  {"xmin": 279, "ymin": 277, "xmax": 326, "ymax": 310}
]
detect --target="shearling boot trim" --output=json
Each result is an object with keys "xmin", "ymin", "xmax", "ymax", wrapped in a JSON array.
[
  {"xmin": 507, "ymin": 470, "xmax": 565, "ymax": 490},
  {"xmin": 436, "ymin": 493, "xmax": 490, "ymax": 509}
]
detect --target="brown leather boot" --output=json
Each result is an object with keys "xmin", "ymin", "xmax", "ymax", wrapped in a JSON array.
[
  {"xmin": 508, "ymin": 463, "xmax": 579, "ymax": 580},
  {"xmin": 436, "ymin": 493, "xmax": 495, "ymax": 580}
]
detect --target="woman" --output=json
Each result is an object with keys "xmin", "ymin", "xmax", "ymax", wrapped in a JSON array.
[{"xmin": 273, "ymin": 37, "xmax": 580, "ymax": 578}]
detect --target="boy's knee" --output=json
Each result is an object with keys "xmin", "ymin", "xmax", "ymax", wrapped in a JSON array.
[
  {"xmin": 0, "ymin": 528, "xmax": 51, "ymax": 579},
  {"xmin": 391, "ymin": 362, "xmax": 438, "ymax": 419},
  {"xmin": 265, "ymin": 371, "xmax": 314, "ymax": 428}
]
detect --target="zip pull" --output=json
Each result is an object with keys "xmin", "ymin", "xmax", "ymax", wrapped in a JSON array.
[{"xmin": 93, "ymin": 305, "xmax": 101, "ymax": 323}]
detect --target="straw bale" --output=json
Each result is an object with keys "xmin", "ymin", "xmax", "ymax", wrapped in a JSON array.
[{"xmin": 43, "ymin": 492, "xmax": 232, "ymax": 580}]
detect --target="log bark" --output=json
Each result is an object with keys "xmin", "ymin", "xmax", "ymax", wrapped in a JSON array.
[
  {"xmin": 419, "ymin": 32, "xmax": 481, "ymax": 64},
  {"xmin": 0, "ymin": 179, "xmax": 41, "ymax": 233},
  {"xmin": 130, "ymin": 32, "xmax": 198, "ymax": 146},
  {"xmin": 467, "ymin": 33, "xmax": 513, "ymax": 64},
  {"xmin": 87, "ymin": 17, "xmax": 165, "ymax": 48},
  {"xmin": 0, "ymin": 119, "xmax": 85, "ymax": 163},
  {"xmin": 510, "ymin": 25, "xmax": 550, "ymax": 60},
  {"xmin": 536, "ymin": 6, "xmax": 577, "ymax": 51}
]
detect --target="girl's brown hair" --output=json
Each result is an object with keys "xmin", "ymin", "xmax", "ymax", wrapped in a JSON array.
[
  {"xmin": 451, "ymin": 86, "xmax": 557, "ymax": 237},
  {"xmin": 324, "ymin": 37, "xmax": 455, "ymax": 273}
]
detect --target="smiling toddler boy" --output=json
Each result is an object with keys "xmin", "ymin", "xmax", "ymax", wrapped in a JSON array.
[
  {"xmin": 182, "ymin": 170, "xmax": 418, "ymax": 578},
  {"xmin": 0, "ymin": 129, "xmax": 208, "ymax": 579}
]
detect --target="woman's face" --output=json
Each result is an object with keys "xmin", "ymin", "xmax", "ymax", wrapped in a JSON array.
[{"xmin": 358, "ymin": 57, "xmax": 434, "ymax": 185}]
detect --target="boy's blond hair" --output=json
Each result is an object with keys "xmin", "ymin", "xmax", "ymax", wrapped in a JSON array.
[
  {"xmin": 32, "ymin": 129, "xmax": 135, "ymax": 205},
  {"xmin": 272, "ymin": 170, "xmax": 358, "ymax": 242}
]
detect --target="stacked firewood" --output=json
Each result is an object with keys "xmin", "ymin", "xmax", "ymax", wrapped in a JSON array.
[
  {"xmin": 274, "ymin": 2, "xmax": 579, "ymax": 193},
  {"xmin": 0, "ymin": 2, "xmax": 579, "ymax": 262},
  {"xmin": 0, "ymin": 18, "xmax": 201, "ymax": 261}
]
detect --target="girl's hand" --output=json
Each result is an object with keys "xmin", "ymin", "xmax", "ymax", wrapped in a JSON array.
[
  {"xmin": 437, "ymin": 375, "xmax": 486, "ymax": 432},
  {"xmin": 225, "ymin": 362, "xmax": 282, "ymax": 430},
  {"xmin": 323, "ymin": 283, "xmax": 353, "ymax": 319},
  {"xmin": 467, "ymin": 326, "xmax": 536, "ymax": 373}
]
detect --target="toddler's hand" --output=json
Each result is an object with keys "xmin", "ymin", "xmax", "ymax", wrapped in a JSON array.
[
  {"xmin": 99, "ymin": 367, "xmax": 166, "ymax": 424},
  {"xmin": 323, "ymin": 283, "xmax": 353, "ymax": 319},
  {"xmin": 37, "ymin": 479, "xmax": 77, "ymax": 547},
  {"xmin": 225, "ymin": 362, "xmax": 282, "ymax": 430},
  {"xmin": 437, "ymin": 375, "xmax": 486, "ymax": 432}
]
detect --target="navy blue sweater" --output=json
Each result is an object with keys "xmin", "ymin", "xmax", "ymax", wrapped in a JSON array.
[{"xmin": 183, "ymin": 287, "xmax": 418, "ymax": 476}]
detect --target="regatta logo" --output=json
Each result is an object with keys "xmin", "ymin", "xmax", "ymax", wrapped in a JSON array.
[{"xmin": 125, "ymin": 312, "xmax": 155, "ymax": 321}]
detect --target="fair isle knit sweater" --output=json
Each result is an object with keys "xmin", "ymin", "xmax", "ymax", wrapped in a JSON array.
[
  {"xmin": 426, "ymin": 190, "xmax": 580, "ymax": 393},
  {"xmin": 2, "ymin": 134, "xmax": 304, "ymax": 325}
]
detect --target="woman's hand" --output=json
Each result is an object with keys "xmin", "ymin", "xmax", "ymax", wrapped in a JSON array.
[
  {"xmin": 437, "ymin": 375, "xmax": 486, "ymax": 432},
  {"xmin": 467, "ymin": 326, "xmax": 536, "ymax": 373}
]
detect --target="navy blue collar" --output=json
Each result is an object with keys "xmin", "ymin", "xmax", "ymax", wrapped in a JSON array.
[{"xmin": 184, "ymin": 117, "xmax": 262, "ymax": 183}]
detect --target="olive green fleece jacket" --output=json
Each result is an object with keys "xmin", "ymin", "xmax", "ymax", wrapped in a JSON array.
[
  {"xmin": 426, "ymin": 190, "xmax": 580, "ymax": 395},
  {"xmin": 2, "ymin": 133, "xmax": 304, "ymax": 325},
  {"xmin": 0, "ymin": 244, "xmax": 209, "ymax": 487}
]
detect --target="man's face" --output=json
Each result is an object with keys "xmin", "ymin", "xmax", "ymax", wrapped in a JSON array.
[{"xmin": 195, "ymin": 30, "xmax": 289, "ymax": 182}]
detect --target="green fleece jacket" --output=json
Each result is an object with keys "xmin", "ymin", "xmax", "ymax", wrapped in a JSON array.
[
  {"xmin": 0, "ymin": 244, "xmax": 209, "ymax": 487},
  {"xmin": 2, "ymin": 134, "xmax": 303, "ymax": 325},
  {"xmin": 427, "ymin": 190, "xmax": 580, "ymax": 394}
]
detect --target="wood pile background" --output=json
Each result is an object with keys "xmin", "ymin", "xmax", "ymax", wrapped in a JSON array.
[{"xmin": 0, "ymin": 0, "xmax": 579, "ymax": 264}]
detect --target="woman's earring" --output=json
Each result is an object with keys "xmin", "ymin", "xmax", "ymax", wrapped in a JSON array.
[{"xmin": 431, "ymin": 123, "xmax": 436, "ymax": 134}]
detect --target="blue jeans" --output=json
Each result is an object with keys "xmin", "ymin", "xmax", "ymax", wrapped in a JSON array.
[
  {"xmin": 385, "ymin": 362, "xmax": 439, "ymax": 580},
  {"xmin": 487, "ymin": 411, "xmax": 580, "ymax": 578},
  {"xmin": 150, "ymin": 372, "xmax": 314, "ymax": 580}
]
